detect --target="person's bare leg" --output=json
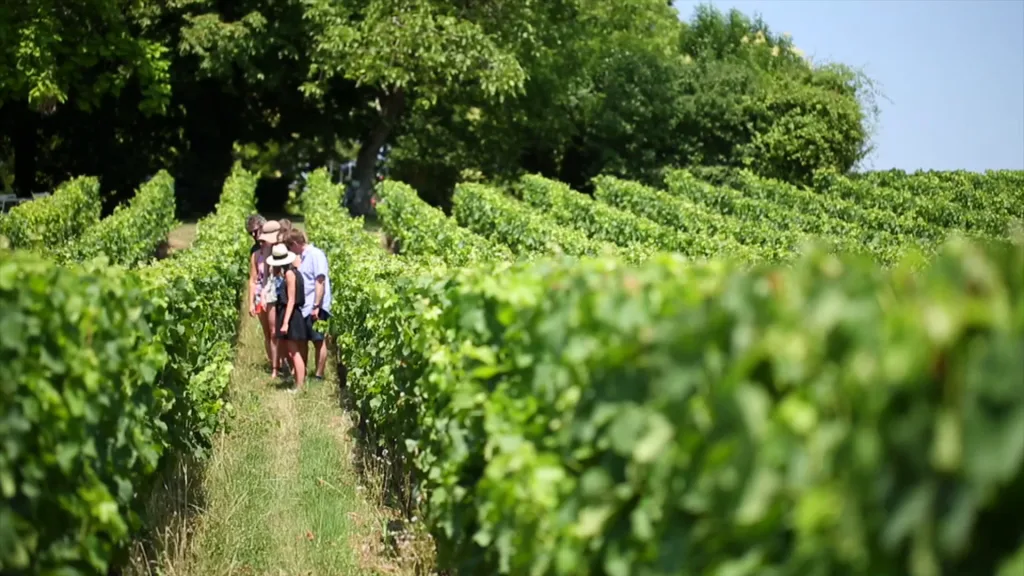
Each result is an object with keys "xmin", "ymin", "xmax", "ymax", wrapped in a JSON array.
[
  {"xmin": 288, "ymin": 340, "xmax": 306, "ymax": 391},
  {"xmin": 299, "ymin": 339, "xmax": 310, "ymax": 378},
  {"xmin": 257, "ymin": 309, "xmax": 273, "ymax": 369},
  {"xmin": 271, "ymin": 308, "xmax": 295, "ymax": 376},
  {"xmin": 266, "ymin": 308, "xmax": 280, "ymax": 377},
  {"xmin": 314, "ymin": 339, "xmax": 328, "ymax": 378}
]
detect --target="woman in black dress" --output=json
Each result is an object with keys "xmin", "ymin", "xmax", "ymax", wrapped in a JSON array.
[{"xmin": 266, "ymin": 243, "xmax": 306, "ymax": 392}]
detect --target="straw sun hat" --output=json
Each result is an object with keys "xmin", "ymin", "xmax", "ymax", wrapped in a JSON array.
[
  {"xmin": 258, "ymin": 220, "xmax": 282, "ymax": 243},
  {"xmin": 266, "ymin": 243, "xmax": 297, "ymax": 267}
]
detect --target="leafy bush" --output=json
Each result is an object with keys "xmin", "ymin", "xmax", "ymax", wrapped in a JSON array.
[
  {"xmin": 659, "ymin": 168, "xmax": 912, "ymax": 263},
  {"xmin": 963, "ymin": 170, "xmax": 1024, "ymax": 222},
  {"xmin": 419, "ymin": 236, "xmax": 1024, "ymax": 576},
  {"xmin": 592, "ymin": 174, "xmax": 781, "ymax": 261},
  {"xmin": 732, "ymin": 65, "xmax": 871, "ymax": 186},
  {"xmin": 58, "ymin": 170, "xmax": 177, "ymax": 267},
  {"xmin": 305, "ymin": 171, "xmax": 1024, "ymax": 576},
  {"xmin": 725, "ymin": 169, "xmax": 946, "ymax": 261},
  {"xmin": 140, "ymin": 162, "xmax": 256, "ymax": 456},
  {"xmin": 857, "ymin": 170, "xmax": 1021, "ymax": 238},
  {"xmin": 0, "ymin": 252, "xmax": 170, "ymax": 574},
  {"xmin": 303, "ymin": 170, "xmax": 443, "ymax": 455},
  {"xmin": 810, "ymin": 170, "xmax": 949, "ymax": 243},
  {"xmin": 375, "ymin": 179, "xmax": 512, "ymax": 267},
  {"xmin": 0, "ymin": 163, "xmax": 256, "ymax": 574},
  {"xmin": 516, "ymin": 174, "xmax": 736, "ymax": 260},
  {"xmin": 453, "ymin": 182, "xmax": 623, "ymax": 259},
  {"xmin": 671, "ymin": 6, "xmax": 874, "ymax": 186},
  {"xmin": 664, "ymin": 167, "xmax": 841, "ymax": 241},
  {"xmin": 0, "ymin": 176, "xmax": 101, "ymax": 250}
]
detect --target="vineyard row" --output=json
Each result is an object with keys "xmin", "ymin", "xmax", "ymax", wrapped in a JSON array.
[
  {"xmin": 2, "ymin": 165, "xmax": 257, "ymax": 573},
  {"xmin": 306, "ymin": 169, "xmax": 1024, "ymax": 576}
]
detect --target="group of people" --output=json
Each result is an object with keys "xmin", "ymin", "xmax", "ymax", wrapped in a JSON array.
[{"xmin": 246, "ymin": 215, "xmax": 332, "ymax": 392}]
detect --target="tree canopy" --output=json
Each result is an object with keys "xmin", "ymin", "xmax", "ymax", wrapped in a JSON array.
[{"xmin": 0, "ymin": 0, "xmax": 878, "ymax": 214}]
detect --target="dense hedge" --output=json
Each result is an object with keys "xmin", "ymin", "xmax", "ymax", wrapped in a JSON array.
[
  {"xmin": 0, "ymin": 176, "xmax": 101, "ymax": 251},
  {"xmin": 662, "ymin": 168, "xmax": 931, "ymax": 266},
  {"xmin": 0, "ymin": 164, "xmax": 256, "ymax": 574},
  {"xmin": 516, "ymin": 174, "xmax": 752, "ymax": 261},
  {"xmin": 375, "ymin": 179, "xmax": 512, "ymax": 267},
  {"xmin": 963, "ymin": 170, "xmax": 1024, "ymax": 221},
  {"xmin": 453, "ymin": 182, "xmax": 625, "ymax": 260},
  {"xmin": 140, "ymin": 162, "xmax": 256, "ymax": 455},
  {"xmin": 931, "ymin": 170, "xmax": 1023, "ymax": 231},
  {"xmin": 592, "ymin": 175, "xmax": 791, "ymax": 261},
  {"xmin": 810, "ymin": 170, "xmax": 949, "ymax": 243},
  {"xmin": 692, "ymin": 165, "xmax": 947, "ymax": 247},
  {"xmin": 58, "ymin": 170, "xmax": 176, "ymax": 267},
  {"xmin": 0, "ymin": 253, "xmax": 169, "ymax": 574},
  {"xmin": 303, "ymin": 168, "xmax": 405, "ymax": 368},
  {"xmin": 305, "ymin": 168, "xmax": 1024, "ymax": 576},
  {"xmin": 429, "ymin": 239, "xmax": 1024, "ymax": 576},
  {"xmin": 722, "ymin": 169, "xmax": 936, "ymax": 254},
  {"xmin": 857, "ymin": 170, "xmax": 1020, "ymax": 238},
  {"xmin": 665, "ymin": 168, "xmax": 848, "ymax": 240},
  {"xmin": 303, "ymin": 170, "xmax": 444, "ymax": 451}
]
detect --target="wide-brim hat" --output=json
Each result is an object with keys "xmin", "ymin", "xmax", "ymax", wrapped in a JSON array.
[
  {"xmin": 258, "ymin": 220, "xmax": 282, "ymax": 243},
  {"xmin": 266, "ymin": 243, "xmax": 296, "ymax": 266}
]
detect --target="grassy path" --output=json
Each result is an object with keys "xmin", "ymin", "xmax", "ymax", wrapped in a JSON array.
[{"xmin": 177, "ymin": 308, "xmax": 406, "ymax": 576}]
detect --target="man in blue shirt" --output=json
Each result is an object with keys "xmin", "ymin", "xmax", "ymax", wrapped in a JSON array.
[{"xmin": 285, "ymin": 229, "xmax": 333, "ymax": 380}]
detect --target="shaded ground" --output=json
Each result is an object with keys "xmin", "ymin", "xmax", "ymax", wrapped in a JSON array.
[{"xmin": 167, "ymin": 223, "xmax": 198, "ymax": 252}]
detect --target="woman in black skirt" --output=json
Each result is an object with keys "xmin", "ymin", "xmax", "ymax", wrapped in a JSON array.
[{"xmin": 267, "ymin": 243, "xmax": 306, "ymax": 392}]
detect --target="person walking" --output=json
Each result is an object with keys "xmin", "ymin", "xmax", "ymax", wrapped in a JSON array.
[
  {"xmin": 279, "ymin": 218, "xmax": 294, "ymax": 236},
  {"xmin": 255, "ymin": 219, "xmax": 292, "ymax": 378},
  {"xmin": 248, "ymin": 216, "xmax": 274, "ymax": 369},
  {"xmin": 284, "ymin": 229, "xmax": 332, "ymax": 380},
  {"xmin": 246, "ymin": 214, "xmax": 266, "ymax": 256},
  {"xmin": 266, "ymin": 243, "xmax": 306, "ymax": 392}
]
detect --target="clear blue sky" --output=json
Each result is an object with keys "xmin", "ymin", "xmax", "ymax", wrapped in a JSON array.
[{"xmin": 673, "ymin": 0, "xmax": 1024, "ymax": 172}]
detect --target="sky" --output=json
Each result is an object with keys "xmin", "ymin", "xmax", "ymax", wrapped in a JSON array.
[{"xmin": 673, "ymin": 0, "xmax": 1024, "ymax": 172}]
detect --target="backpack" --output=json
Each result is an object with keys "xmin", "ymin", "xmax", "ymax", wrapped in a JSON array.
[{"xmin": 261, "ymin": 275, "xmax": 278, "ymax": 305}]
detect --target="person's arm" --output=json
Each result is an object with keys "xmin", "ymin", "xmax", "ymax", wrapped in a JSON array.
[
  {"xmin": 312, "ymin": 252, "xmax": 326, "ymax": 317},
  {"xmin": 311, "ymin": 278, "xmax": 323, "ymax": 313},
  {"xmin": 247, "ymin": 251, "xmax": 258, "ymax": 316},
  {"xmin": 281, "ymin": 270, "xmax": 296, "ymax": 331}
]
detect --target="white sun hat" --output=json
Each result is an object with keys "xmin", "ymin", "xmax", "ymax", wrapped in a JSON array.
[{"xmin": 266, "ymin": 243, "xmax": 296, "ymax": 267}]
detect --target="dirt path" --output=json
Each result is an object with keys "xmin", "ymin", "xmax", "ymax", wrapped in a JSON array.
[
  {"xmin": 167, "ymin": 223, "xmax": 197, "ymax": 252},
  {"xmin": 174, "ymin": 311, "xmax": 413, "ymax": 576}
]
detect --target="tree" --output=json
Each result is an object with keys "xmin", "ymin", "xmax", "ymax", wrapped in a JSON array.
[
  {"xmin": 299, "ymin": 0, "xmax": 577, "ymax": 215},
  {"xmin": 671, "ymin": 4, "xmax": 876, "ymax": 185},
  {"xmin": 0, "ymin": 0, "xmax": 878, "ymax": 213},
  {"xmin": 542, "ymin": 0, "xmax": 685, "ymax": 189},
  {"xmin": 0, "ymin": 0, "xmax": 171, "ymax": 195},
  {"xmin": 156, "ymin": 0, "xmax": 351, "ymax": 213},
  {"xmin": 381, "ymin": 1, "xmax": 876, "ymax": 200},
  {"xmin": 382, "ymin": 0, "xmax": 686, "ymax": 200}
]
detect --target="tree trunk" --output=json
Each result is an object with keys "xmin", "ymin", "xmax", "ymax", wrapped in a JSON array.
[
  {"xmin": 13, "ymin": 103, "xmax": 38, "ymax": 197},
  {"xmin": 346, "ymin": 88, "xmax": 405, "ymax": 216}
]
